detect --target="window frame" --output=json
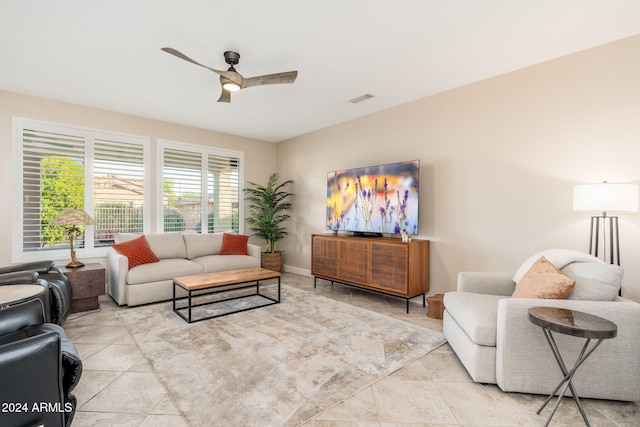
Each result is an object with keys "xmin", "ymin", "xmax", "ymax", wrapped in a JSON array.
[
  {"xmin": 157, "ymin": 139, "xmax": 245, "ymax": 235},
  {"xmin": 12, "ymin": 117, "xmax": 151, "ymax": 263}
]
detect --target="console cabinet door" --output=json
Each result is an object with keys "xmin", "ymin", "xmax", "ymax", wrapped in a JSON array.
[
  {"xmin": 312, "ymin": 236, "xmax": 339, "ymax": 278},
  {"xmin": 370, "ymin": 243, "xmax": 408, "ymax": 293},
  {"xmin": 338, "ymin": 241, "xmax": 369, "ymax": 285}
]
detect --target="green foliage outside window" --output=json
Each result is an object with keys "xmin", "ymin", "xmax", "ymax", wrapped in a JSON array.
[{"xmin": 40, "ymin": 156, "xmax": 84, "ymax": 247}]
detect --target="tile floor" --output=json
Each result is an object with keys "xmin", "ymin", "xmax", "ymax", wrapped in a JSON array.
[{"xmin": 64, "ymin": 273, "xmax": 640, "ymax": 426}]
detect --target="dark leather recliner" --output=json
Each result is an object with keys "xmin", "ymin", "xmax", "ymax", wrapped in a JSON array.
[
  {"xmin": 0, "ymin": 261, "xmax": 72, "ymax": 325},
  {"xmin": 0, "ymin": 299, "xmax": 83, "ymax": 427}
]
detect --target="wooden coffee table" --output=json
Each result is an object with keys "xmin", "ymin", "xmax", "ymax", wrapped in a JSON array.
[{"xmin": 173, "ymin": 267, "xmax": 281, "ymax": 323}]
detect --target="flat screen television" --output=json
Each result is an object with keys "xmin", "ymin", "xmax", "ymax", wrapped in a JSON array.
[{"xmin": 326, "ymin": 160, "xmax": 420, "ymax": 236}]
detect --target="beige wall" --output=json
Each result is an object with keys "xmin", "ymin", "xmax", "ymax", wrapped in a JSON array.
[
  {"xmin": 3, "ymin": 34, "xmax": 640, "ymax": 301},
  {"xmin": 0, "ymin": 90, "xmax": 277, "ymax": 265},
  {"xmin": 277, "ymin": 34, "xmax": 640, "ymax": 301}
]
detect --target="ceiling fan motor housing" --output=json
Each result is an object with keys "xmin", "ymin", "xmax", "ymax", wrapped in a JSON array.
[{"xmin": 224, "ymin": 51, "xmax": 240, "ymax": 66}]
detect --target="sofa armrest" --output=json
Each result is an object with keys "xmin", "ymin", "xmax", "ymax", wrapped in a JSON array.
[
  {"xmin": 456, "ymin": 272, "xmax": 515, "ymax": 295},
  {"xmin": 496, "ymin": 297, "xmax": 640, "ymax": 401},
  {"xmin": 0, "ymin": 271, "xmax": 39, "ymax": 285},
  {"xmin": 0, "ymin": 260, "xmax": 56, "ymax": 275},
  {"xmin": 247, "ymin": 243, "xmax": 261, "ymax": 261},
  {"xmin": 106, "ymin": 247, "xmax": 129, "ymax": 305},
  {"xmin": 29, "ymin": 324, "xmax": 83, "ymax": 395}
]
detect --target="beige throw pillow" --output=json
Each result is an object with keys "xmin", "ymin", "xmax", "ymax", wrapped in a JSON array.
[{"xmin": 512, "ymin": 256, "xmax": 576, "ymax": 299}]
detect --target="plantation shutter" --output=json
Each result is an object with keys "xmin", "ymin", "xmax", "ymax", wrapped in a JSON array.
[
  {"xmin": 93, "ymin": 137, "xmax": 146, "ymax": 245},
  {"xmin": 22, "ymin": 127, "xmax": 85, "ymax": 251},
  {"xmin": 15, "ymin": 118, "xmax": 150, "ymax": 262},
  {"xmin": 161, "ymin": 141, "xmax": 242, "ymax": 234},
  {"xmin": 208, "ymin": 153, "xmax": 241, "ymax": 233},
  {"xmin": 163, "ymin": 148, "xmax": 203, "ymax": 232}
]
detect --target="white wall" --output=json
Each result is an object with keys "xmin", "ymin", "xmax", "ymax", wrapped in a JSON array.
[
  {"xmin": 0, "ymin": 90, "xmax": 278, "ymax": 266},
  {"xmin": 277, "ymin": 34, "xmax": 640, "ymax": 301}
]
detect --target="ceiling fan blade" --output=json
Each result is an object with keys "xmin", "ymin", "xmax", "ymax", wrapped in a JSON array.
[
  {"xmin": 217, "ymin": 88, "xmax": 231, "ymax": 103},
  {"xmin": 243, "ymin": 71, "xmax": 298, "ymax": 88},
  {"xmin": 161, "ymin": 47, "xmax": 244, "ymax": 85}
]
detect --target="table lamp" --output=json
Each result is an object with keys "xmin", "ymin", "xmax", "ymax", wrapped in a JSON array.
[
  {"xmin": 573, "ymin": 182, "xmax": 639, "ymax": 265},
  {"xmin": 50, "ymin": 208, "xmax": 97, "ymax": 268}
]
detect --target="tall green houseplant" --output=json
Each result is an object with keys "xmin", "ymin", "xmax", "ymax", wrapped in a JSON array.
[{"xmin": 244, "ymin": 173, "xmax": 294, "ymax": 254}]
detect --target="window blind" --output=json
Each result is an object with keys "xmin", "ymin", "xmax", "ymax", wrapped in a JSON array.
[
  {"xmin": 22, "ymin": 127, "xmax": 86, "ymax": 251},
  {"xmin": 208, "ymin": 154, "xmax": 240, "ymax": 233},
  {"xmin": 15, "ymin": 119, "xmax": 149, "ymax": 260},
  {"xmin": 163, "ymin": 148, "xmax": 203, "ymax": 232},
  {"xmin": 94, "ymin": 137, "xmax": 146, "ymax": 245},
  {"xmin": 161, "ymin": 142, "xmax": 242, "ymax": 234}
]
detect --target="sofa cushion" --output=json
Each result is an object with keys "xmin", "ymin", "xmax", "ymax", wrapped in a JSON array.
[
  {"xmin": 444, "ymin": 292, "xmax": 506, "ymax": 346},
  {"xmin": 191, "ymin": 254, "xmax": 260, "ymax": 274},
  {"xmin": 513, "ymin": 249, "xmax": 601, "ymax": 283},
  {"xmin": 220, "ymin": 233, "xmax": 249, "ymax": 255},
  {"xmin": 564, "ymin": 262, "xmax": 623, "ymax": 301},
  {"xmin": 145, "ymin": 233, "xmax": 187, "ymax": 260},
  {"xmin": 183, "ymin": 233, "xmax": 225, "ymax": 259},
  {"xmin": 126, "ymin": 259, "xmax": 203, "ymax": 285},
  {"xmin": 113, "ymin": 233, "xmax": 138, "ymax": 244},
  {"xmin": 110, "ymin": 235, "xmax": 159, "ymax": 269},
  {"xmin": 512, "ymin": 256, "xmax": 575, "ymax": 299}
]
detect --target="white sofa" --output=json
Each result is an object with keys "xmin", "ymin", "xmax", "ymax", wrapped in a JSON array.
[
  {"xmin": 443, "ymin": 250, "xmax": 640, "ymax": 401},
  {"xmin": 107, "ymin": 232, "xmax": 261, "ymax": 306}
]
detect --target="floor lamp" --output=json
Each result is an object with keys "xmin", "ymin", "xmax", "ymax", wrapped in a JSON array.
[{"xmin": 573, "ymin": 182, "xmax": 639, "ymax": 266}]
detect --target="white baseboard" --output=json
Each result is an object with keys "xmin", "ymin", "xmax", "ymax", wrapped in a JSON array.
[{"xmin": 283, "ymin": 264, "xmax": 312, "ymax": 277}]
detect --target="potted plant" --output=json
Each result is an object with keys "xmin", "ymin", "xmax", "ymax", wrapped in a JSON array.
[{"xmin": 244, "ymin": 173, "xmax": 293, "ymax": 272}]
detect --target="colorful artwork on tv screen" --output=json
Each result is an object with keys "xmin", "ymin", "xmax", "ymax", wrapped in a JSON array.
[{"xmin": 326, "ymin": 160, "xmax": 420, "ymax": 234}]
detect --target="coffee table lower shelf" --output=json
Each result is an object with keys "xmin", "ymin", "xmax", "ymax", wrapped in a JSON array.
[{"xmin": 173, "ymin": 269, "xmax": 281, "ymax": 323}]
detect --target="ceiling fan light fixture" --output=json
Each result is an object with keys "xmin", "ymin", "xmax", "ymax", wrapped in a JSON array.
[{"xmin": 222, "ymin": 81, "xmax": 241, "ymax": 92}]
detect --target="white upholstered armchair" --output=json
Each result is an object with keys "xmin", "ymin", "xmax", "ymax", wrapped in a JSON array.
[{"xmin": 443, "ymin": 250, "xmax": 640, "ymax": 401}]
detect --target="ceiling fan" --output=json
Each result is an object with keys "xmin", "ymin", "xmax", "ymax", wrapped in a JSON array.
[{"xmin": 161, "ymin": 47, "xmax": 298, "ymax": 103}]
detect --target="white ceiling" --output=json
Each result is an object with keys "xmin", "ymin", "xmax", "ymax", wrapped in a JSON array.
[{"xmin": 2, "ymin": 1, "xmax": 640, "ymax": 142}]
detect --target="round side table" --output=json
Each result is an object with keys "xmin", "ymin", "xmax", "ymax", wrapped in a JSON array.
[
  {"xmin": 0, "ymin": 284, "xmax": 46, "ymax": 308},
  {"xmin": 528, "ymin": 306, "xmax": 617, "ymax": 427}
]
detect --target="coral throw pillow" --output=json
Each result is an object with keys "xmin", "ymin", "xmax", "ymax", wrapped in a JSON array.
[
  {"xmin": 111, "ymin": 235, "xmax": 160, "ymax": 269},
  {"xmin": 512, "ymin": 256, "xmax": 576, "ymax": 299},
  {"xmin": 220, "ymin": 233, "xmax": 249, "ymax": 255}
]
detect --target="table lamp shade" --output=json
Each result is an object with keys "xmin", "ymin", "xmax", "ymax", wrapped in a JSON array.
[
  {"xmin": 573, "ymin": 183, "xmax": 639, "ymax": 213},
  {"xmin": 50, "ymin": 208, "xmax": 97, "ymax": 226}
]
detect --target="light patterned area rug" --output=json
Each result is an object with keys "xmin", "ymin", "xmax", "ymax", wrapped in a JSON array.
[{"xmin": 118, "ymin": 284, "xmax": 446, "ymax": 426}]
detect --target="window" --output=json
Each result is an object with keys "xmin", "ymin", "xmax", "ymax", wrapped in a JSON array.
[
  {"xmin": 159, "ymin": 140, "xmax": 243, "ymax": 234},
  {"xmin": 13, "ymin": 118, "xmax": 149, "ymax": 262}
]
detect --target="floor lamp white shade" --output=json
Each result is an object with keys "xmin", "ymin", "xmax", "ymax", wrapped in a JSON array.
[{"xmin": 573, "ymin": 182, "xmax": 639, "ymax": 268}]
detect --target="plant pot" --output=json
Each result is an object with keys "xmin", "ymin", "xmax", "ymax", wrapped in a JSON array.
[{"xmin": 261, "ymin": 251, "xmax": 284, "ymax": 272}]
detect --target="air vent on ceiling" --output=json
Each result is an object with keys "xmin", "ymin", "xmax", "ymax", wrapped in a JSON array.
[{"xmin": 348, "ymin": 93, "xmax": 374, "ymax": 104}]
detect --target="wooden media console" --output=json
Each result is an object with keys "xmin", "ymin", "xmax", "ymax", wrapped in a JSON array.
[{"xmin": 311, "ymin": 234, "xmax": 429, "ymax": 313}]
